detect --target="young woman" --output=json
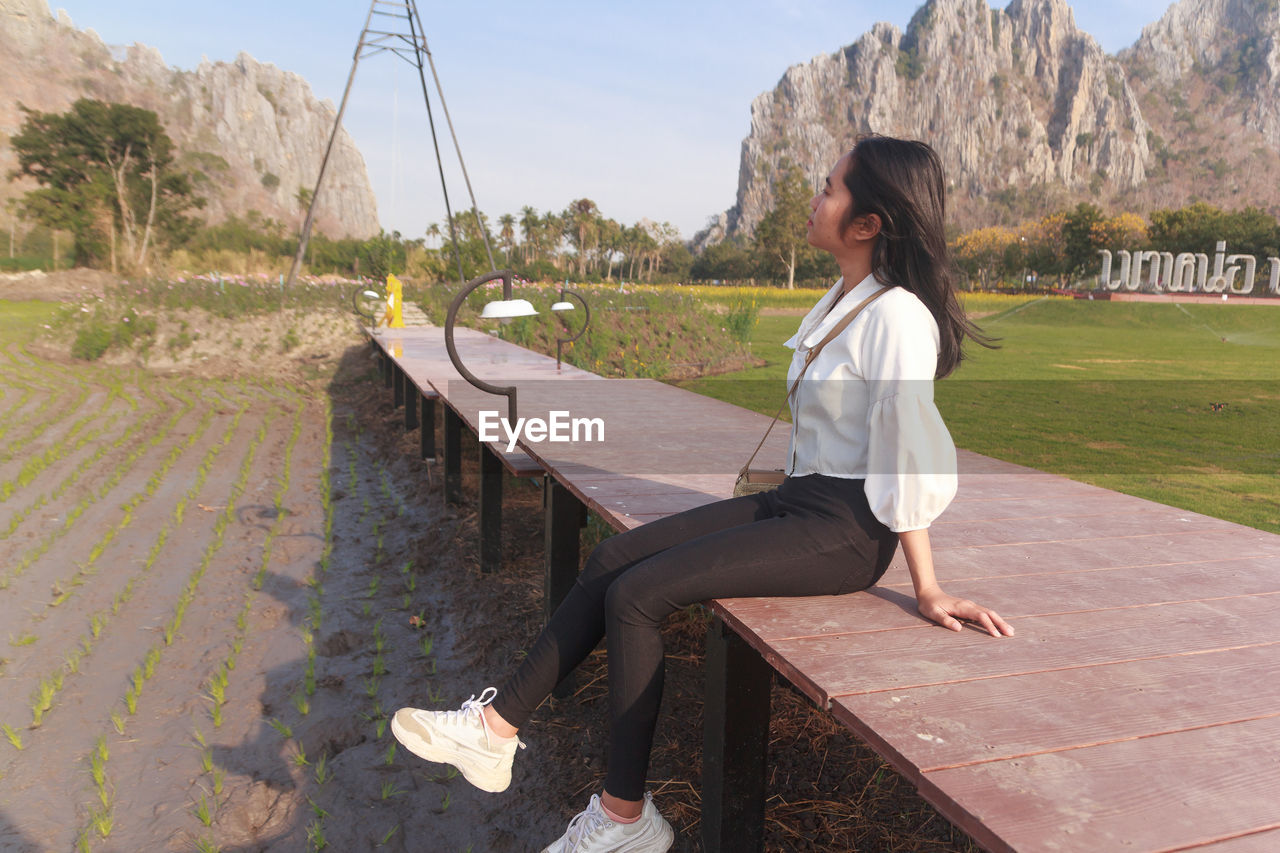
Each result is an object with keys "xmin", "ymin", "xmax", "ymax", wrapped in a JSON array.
[{"xmin": 392, "ymin": 134, "xmax": 1014, "ymax": 853}]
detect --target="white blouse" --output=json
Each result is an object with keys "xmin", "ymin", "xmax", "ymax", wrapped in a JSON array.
[{"xmin": 783, "ymin": 273, "xmax": 958, "ymax": 532}]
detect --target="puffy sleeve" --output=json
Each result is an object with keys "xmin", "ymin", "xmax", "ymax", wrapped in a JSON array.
[{"xmin": 858, "ymin": 299, "xmax": 958, "ymax": 532}]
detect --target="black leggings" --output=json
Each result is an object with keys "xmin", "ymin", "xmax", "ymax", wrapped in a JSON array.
[{"xmin": 489, "ymin": 474, "xmax": 899, "ymax": 801}]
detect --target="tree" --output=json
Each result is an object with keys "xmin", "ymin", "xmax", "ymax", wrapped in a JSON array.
[
  {"xmin": 1061, "ymin": 202, "xmax": 1105, "ymax": 279},
  {"xmin": 952, "ymin": 226, "xmax": 1017, "ymax": 289},
  {"xmin": 519, "ymin": 206, "xmax": 540, "ymax": 264},
  {"xmin": 9, "ymin": 98, "xmax": 200, "ymax": 269},
  {"xmin": 691, "ymin": 240, "xmax": 754, "ymax": 282},
  {"xmin": 497, "ymin": 213, "xmax": 516, "ymax": 266},
  {"xmin": 1013, "ymin": 213, "xmax": 1069, "ymax": 286},
  {"xmin": 564, "ymin": 198, "xmax": 599, "ymax": 276},
  {"xmin": 1090, "ymin": 212, "xmax": 1147, "ymax": 253},
  {"xmin": 1148, "ymin": 202, "xmax": 1280, "ymax": 259},
  {"xmin": 753, "ymin": 163, "xmax": 812, "ymax": 289}
]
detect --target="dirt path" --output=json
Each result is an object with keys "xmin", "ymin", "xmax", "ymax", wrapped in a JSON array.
[{"xmin": 0, "ymin": 312, "xmax": 978, "ymax": 852}]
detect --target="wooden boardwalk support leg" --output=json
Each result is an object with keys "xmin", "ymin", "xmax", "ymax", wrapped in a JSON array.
[
  {"xmin": 381, "ymin": 351, "xmax": 393, "ymax": 389},
  {"xmin": 392, "ymin": 363, "xmax": 404, "ymax": 409},
  {"xmin": 702, "ymin": 615, "xmax": 771, "ymax": 853},
  {"xmin": 420, "ymin": 394, "xmax": 436, "ymax": 461},
  {"xmin": 479, "ymin": 444, "xmax": 503, "ymax": 574},
  {"xmin": 544, "ymin": 477, "xmax": 583, "ymax": 698},
  {"xmin": 443, "ymin": 406, "xmax": 462, "ymax": 505},
  {"xmin": 403, "ymin": 377, "xmax": 418, "ymax": 431}
]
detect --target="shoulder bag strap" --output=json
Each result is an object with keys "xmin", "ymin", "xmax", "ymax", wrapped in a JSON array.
[{"xmin": 737, "ymin": 285, "xmax": 890, "ymax": 479}]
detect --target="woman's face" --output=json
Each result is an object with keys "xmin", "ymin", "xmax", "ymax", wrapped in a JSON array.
[{"xmin": 807, "ymin": 153, "xmax": 855, "ymax": 255}]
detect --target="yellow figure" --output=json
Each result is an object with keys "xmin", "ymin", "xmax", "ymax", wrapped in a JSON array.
[
  {"xmin": 381, "ymin": 274, "xmax": 405, "ymax": 328},
  {"xmin": 392, "ymin": 341, "xmax": 403, "ymax": 358}
]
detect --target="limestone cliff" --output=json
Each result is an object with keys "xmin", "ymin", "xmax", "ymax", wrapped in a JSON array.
[
  {"xmin": 706, "ymin": 0, "xmax": 1280, "ymax": 247},
  {"xmin": 1118, "ymin": 0, "xmax": 1280, "ymax": 212},
  {"xmin": 0, "ymin": 0, "xmax": 379, "ymax": 239}
]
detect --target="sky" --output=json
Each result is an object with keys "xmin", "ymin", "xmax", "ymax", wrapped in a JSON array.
[{"xmin": 52, "ymin": 0, "xmax": 1177, "ymax": 240}]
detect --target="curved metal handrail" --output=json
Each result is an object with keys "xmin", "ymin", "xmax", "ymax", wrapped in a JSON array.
[{"xmin": 445, "ymin": 269, "xmax": 519, "ymax": 421}]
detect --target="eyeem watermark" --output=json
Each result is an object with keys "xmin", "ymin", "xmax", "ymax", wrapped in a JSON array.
[{"xmin": 478, "ymin": 410, "xmax": 605, "ymax": 452}]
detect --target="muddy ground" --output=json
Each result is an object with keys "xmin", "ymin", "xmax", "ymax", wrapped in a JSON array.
[{"xmin": 0, "ymin": 304, "xmax": 977, "ymax": 852}]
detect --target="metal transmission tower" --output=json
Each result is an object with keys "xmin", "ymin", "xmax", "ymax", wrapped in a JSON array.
[{"xmin": 286, "ymin": 0, "xmax": 497, "ymax": 287}]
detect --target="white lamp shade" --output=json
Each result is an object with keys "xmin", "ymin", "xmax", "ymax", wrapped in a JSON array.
[
  {"xmin": 550, "ymin": 301, "xmax": 575, "ymax": 311},
  {"xmin": 361, "ymin": 290, "xmax": 382, "ymax": 299},
  {"xmin": 481, "ymin": 298, "xmax": 539, "ymax": 319}
]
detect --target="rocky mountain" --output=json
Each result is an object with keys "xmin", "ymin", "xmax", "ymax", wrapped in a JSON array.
[
  {"xmin": 703, "ymin": 0, "xmax": 1280, "ymax": 246},
  {"xmin": 0, "ymin": 0, "xmax": 379, "ymax": 239}
]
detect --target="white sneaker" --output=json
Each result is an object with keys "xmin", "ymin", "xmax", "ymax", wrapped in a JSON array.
[
  {"xmin": 390, "ymin": 687, "xmax": 525, "ymax": 793},
  {"xmin": 541, "ymin": 791, "xmax": 674, "ymax": 853}
]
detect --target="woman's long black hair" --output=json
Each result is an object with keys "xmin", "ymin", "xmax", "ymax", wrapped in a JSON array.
[{"xmin": 841, "ymin": 134, "xmax": 997, "ymax": 378}]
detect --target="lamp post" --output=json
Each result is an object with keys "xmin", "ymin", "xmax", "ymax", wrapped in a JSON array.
[
  {"xmin": 444, "ymin": 270, "xmax": 590, "ymax": 421},
  {"xmin": 552, "ymin": 282, "xmax": 590, "ymax": 370},
  {"xmin": 352, "ymin": 286, "xmax": 383, "ymax": 330}
]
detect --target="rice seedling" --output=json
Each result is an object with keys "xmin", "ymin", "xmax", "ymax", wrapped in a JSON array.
[
  {"xmin": 307, "ymin": 797, "xmax": 330, "ymax": 820},
  {"xmin": 306, "ymin": 819, "xmax": 327, "ymax": 851},
  {"xmin": 419, "ymin": 633, "xmax": 434, "ymax": 658},
  {"xmin": 303, "ymin": 647, "xmax": 317, "ymax": 696},
  {"xmin": 110, "ymin": 710, "xmax": 124, "ymax": 734},
  {"xmin": 90, "ymin": 805, "xmax": 113, "ymax": 838},
  {"xmin": 292, "ymin": 692, "xmax": 310, "ymax": 716},
  {"xmin": 123, "ymin": 686, "xmax": 137, "ymax": 715},
  {"xmin": 200, "ymin": 747, "xmax": 213, "ymax": 774},
  {"xmin": 194, "ymin": 835, "xmax": 220, "ymax": 853},
  {"xmin": 30, "ymin": 676, "xmax": 57, "ymax": 726},
  {"xmin": 193, "ymin": 791, "xmax": 214, "ymax": 827},
  {"xmin": 2, "ymin": 724, "xmax": 23, "ymax": 750},
  {"xmin": 380, "ymin": 781, "xmax": 405, "ymax": 800},
  {"xmin": 313, "ymin": 752, "xmax": 332, "ymax": 785},
  {"xmin": 371, "ymin": 655, "xmax": 387, "ymax": 678},
  {"xmin": 212, "ymin": 767, "xmax": 225, "ymax": 796},
  {"xmin": 383, "ymin": 742, "xmax": 397, "ymax": 766},
  {"xmin": 8, "ymin": 633, "xmax": 36, "ymax": 647},
  {"xmin": 375, "ymin": 717, "xmax": 387, "ymax": 739},
  {"xmin": 267, "ymin": 718, "xmax": 292, "ymax": 739},
  {"xmin": 364, "ymin": 676, "xmax": 381, "ymax": 699},
  {"xmin": 378, "ymin": 824, "xmax": 400, "ymax": 846}
]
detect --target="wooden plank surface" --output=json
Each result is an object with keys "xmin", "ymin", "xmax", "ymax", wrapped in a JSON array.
[
  {"xmin": 917, "ymin": 716, "xmax": 1280, "ymax": 853},
  {"xmin": 1194, "ymin": 828, "xmax": 1280, "ymax": 851},
  {"xmin": 830, "ymin": 643, "xmax": 1280, "ymax": 771}
]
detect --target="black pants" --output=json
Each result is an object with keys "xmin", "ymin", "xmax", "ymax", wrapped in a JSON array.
[{"xmin": 490, "ymin": 474, "xmax": 899, "ymax": 801}]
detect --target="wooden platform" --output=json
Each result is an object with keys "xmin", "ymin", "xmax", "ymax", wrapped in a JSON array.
[
  {"xmin": 368, "ymin": 326, "xmax": 1280, "ymax": 852},
  {"xmin": 713, "ymin": 455, "xmax": 1280, "ymax": 851}
]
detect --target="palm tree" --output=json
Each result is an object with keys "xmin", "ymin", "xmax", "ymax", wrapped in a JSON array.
[
  {"xmin": 519, "ymin": 206, "xmax": 539, "ymax": 264},
  {"xmin": 541, "ymin": 212, "xmax": 565, "ymax": 270},
  {"xmin": 498, "ymin": 213, "xmax": 516, "ymax": 266},
  {"xmin": 566, "ymin": 199, "xmax": 599, "ymax": 277}
]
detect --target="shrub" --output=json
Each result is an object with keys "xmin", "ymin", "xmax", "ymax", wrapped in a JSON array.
[{"xmin": 71, "ymin": 323, "xmax": 113, "ymax": 361}]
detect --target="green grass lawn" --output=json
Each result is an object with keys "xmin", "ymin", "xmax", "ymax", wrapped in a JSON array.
[{"xmin": 675, "ymin": 296, "xmax": 1280, "ymax": 534}]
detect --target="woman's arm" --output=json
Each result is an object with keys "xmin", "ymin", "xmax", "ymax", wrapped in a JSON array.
[{"xmin": 899, "ymin": 528, "xmax": 1014, "ymax": 637}]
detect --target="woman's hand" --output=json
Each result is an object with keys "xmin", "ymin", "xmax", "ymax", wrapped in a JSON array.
[{"xmin": 916, "ymin": 587, "xmax": 1014, "ymax": 637}]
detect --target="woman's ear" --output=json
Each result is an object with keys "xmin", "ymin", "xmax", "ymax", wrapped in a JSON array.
[{"xmin": 847, "ymin": 212, "xmax": 882, "ymax": 243}]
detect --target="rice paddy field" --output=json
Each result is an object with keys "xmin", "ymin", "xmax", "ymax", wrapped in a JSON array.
[{"xmin": 0, "ymin": 282, "xmax": 1276, "ymax": 852}]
